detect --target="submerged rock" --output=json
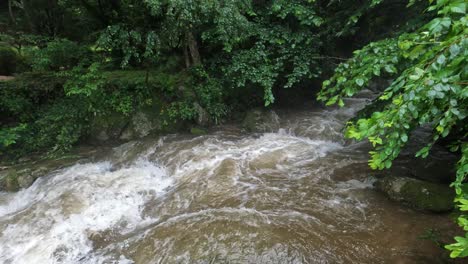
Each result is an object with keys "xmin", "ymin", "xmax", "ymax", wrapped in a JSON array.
[
  {"xmin": 0, "ymin": 148, "xmax": 99, "ymax": 192},
  {"xmin": 241, "ymin": 108, "xmax": 280, "ymax": 133},
  {"xmin": 375, "ymin": 176, "xmax": 454, "ymax": 212},
  {"xmin": 0, "ymin": 166, "xmax": 54, "ymax": 192}
]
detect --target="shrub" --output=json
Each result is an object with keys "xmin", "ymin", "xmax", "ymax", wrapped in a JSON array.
[
  {"xmin": 0, "ymin": 99, "xmax": 89, "ymax": 158},
  {"xmin": 29, "ymin": 39, "xmax": 91, "ymax": 71},
  {"xmin": 0, "ymin": 47, "xmax": 18, "ymax": 75}
]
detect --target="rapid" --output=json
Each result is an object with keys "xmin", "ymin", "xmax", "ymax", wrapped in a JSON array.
[{"xmin": 0, "ymin": 90, "xmax": 458, "ymax": 263}]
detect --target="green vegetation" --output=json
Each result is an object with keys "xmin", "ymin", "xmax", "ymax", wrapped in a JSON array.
[
  {"xmin": 318, "ymin": 0, "xmax": 467, "ymax": 257},
  {"xmin": 0, "ymin": 0, "xmax": 466, "ymax": 257}
]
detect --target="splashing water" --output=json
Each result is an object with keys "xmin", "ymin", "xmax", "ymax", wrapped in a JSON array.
[{"xmin": 0, "ymin": 92, "xmax": 458, "ymax": 263}]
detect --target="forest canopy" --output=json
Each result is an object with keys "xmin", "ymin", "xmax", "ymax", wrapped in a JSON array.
[{"xmin": 0, "ymin": 0, "xmax": 466, "ymax": 257}]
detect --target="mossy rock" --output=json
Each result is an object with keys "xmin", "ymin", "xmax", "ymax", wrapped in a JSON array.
[
  {"xmin": 120, "ymin": 98, "xmax": 188, "ymax": 140},
  {"xmin": 190, "ymin": 127, "xmax": 207, "ymax": 136},
  {"xmin": 375, "ymin": 176, "xmax": 455, "ymax": 212},
  {"xmin": 0, "ymin": 150, "xmax": 93, "ymax": 191},
  {"xmin": 17, "ymin": 170, "xmax": 35, "ymax": 189},
  {"xmin": 193, "ymin": 102, "xmax": 211, "ymax": 127},
  {"xmin": 390, "ymin": 143, "xmax": 457, "ymax": 184},
  {"xmin": 88, "ymin": 100, "xmax": 187, "ymax": 143},
  {"xmin": 90, "ymin": 112, "xmax": 130, "ymax": 142},
  {"xmin": 120, "ymin": 111, "xmax": 156, "ymax": 140},
  {"xmin": 0, "ymin": 170, "xmax": 20, "ymax": 192},
  {"xmin": 241, "ymin": 108, "xmax": 280, "ymax": 133},
  {"xmin": 120, "ymin": 104, "xmax": 163, "ymax": 140}
]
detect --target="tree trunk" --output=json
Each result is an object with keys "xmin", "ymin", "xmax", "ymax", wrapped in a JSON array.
[
  {"xmin": 20, "ymin": 0, "xmax": 35, "ymax": 32},
  {"xmin": 8, "ymin": 0, "xmax": 16, "ymax": 25},
  {"xmin": 183, "ymin": 45, "xmax": 191, "ymax": 68},
  {"xmin": 186, "ymin": 31, "xmax": 201, "ymax": 65},
  {"xmin": 79, "ymin": 0, "xmax": 109, "ymax": 25}
]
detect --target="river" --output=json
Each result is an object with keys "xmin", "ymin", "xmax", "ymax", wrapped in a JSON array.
[{"xmin": 0, "ymin": 91, "xmax": 459, "ymax": 263}]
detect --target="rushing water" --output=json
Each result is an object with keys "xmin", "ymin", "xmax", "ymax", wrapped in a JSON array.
[{"xmin": 0, "ymin": 91, "xmax": 459, "ymax": 263}]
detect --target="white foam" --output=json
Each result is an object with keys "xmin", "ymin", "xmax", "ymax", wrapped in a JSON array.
[
  {"xmin": 0, "ymin": 160, "xmax": 172, "ymax": 264},
  {"xmin": 335, "ymin": 178, "xmax": 376, "ymax": 191},
  {"xmin": 0, "ymin": 115, "xmax": 351, "ymax": 263}
]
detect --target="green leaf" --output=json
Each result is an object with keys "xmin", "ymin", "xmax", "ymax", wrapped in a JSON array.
[
  {"xmin": 338, "ymin": 99, "xmax": 345, "ymax": 107},
  {"xmin": 449, "ymin": 2, "xmax": 466, "ymax": 14},
  {"xmin": 401, "ymin": 134, "xmax": 408, "ymax": 142},
  {"xmin": 437, "ymin": 55, "xmax": 446, "ymax": 65},
  {"xmin": 384, "ymin": 65, "xmax": 396, "ymax": 73},
  {"xmin": 355, "ymin": 78, "xmax": 365, "ymax": 86}
]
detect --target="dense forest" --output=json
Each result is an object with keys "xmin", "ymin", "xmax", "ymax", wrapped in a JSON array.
[{"xmin": 0, "ymin": 0, "xmax": 466, "ymax": 260}]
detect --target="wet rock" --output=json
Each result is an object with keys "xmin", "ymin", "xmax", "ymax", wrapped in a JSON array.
[
  {"xmin": 193, "ymin": 102, "xmax": 211, "ymax": 127},
  {"xmin": 17, "ymin": 171, "xmax": 35, "ymax": 188},
  {"xmin": 87, "ymin": 229, "xmax": 120, "ymax": 249},
  {"xmin": 87, "ymin": 230, "xmax": 106, "ymax": 247},
  {"xmin": 89, "ymin": 107, "xmax": 165, "ymax": 142},
  {"xmin": 241, "ymin": 108, "xmax": 280, "ymax": 133},
  {"xmin": 190, "ymin": 127, "xmax": 207, "ymax": 136},
  {"xmin": 375, "ymin": 176, "xmax": 454, "ymax": 212},
  {"xmin": 0, "ymin": 170, "xmax": 20, "ymax": 192},
  {"xmin": 121, "ymin": 111, "xmax": 156, "ymax": 140},
  {"xmin": 387, "ymin": 126, "xmax": 458, "ymax": 184},
  {"xmin": 88, "ymin": 98, "xmax": 189, "ymax": 143},
  {"xmin": 1, "ymin": 167, "xmax": 47, "ymax": 191},
  {"xmin": 391, "ymin": 147, "xmax": 457, "ymax": 184},
  {"xmin": 0, "ymin": 151, "xmax": 93, "ymax": 192},
  {"xmin": 119, "ymin": 103, "xmax": 168, "ymax": 140},
  {"xmin": 90, "ymin": 112, "xmax": 129, "ymax": 142}
]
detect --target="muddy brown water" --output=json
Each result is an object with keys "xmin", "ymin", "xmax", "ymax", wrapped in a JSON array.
[{"xmin": 0, "ymin": 91, "xmax": 461, "ymax": 263}]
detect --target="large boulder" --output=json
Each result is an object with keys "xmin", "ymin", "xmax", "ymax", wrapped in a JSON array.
[
  {"xmin": 391, "ymin": 144, "xmax": 457, "ymax": 184},
  {"xmin": 193, "ymin": 102, "xmax": 211, "ymax": 127},
  {"xmin": 89, "ymin": 105, "xmax": 164, "ymax": 142},
  {"xmin": 374, "ymin": 176, "xmax": 454, "ymax": 212},
  {"xmin": 241, "ymin": 108, "xmax": 280, "ymax": 133},
  {"xmin": 89, "ymin": 112, "xmax": 129, "ymax": 142},
  {"xmin": 386, "ymin": 126, "xmax": 458, "ymax": 184},
  {"xmin": 120, "ymin": 108, "xmax": 162, "ymax": 140}
]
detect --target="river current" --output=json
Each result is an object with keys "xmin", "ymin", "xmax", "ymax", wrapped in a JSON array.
[{"xmin": 0, "ymin": 91, "xmax": 458, "ymax": 263}]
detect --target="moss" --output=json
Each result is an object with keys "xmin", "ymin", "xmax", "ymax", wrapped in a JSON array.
[
  {"xmin": 241, "ymin": 108, "xmax": 263, "ymax": 132},
  {"xmin": 0, "ymin": 72, "xmax": 68, "ymax": 118},
  {"xmin": 399, "ymin": 179, "xmax": 454, "ymax": 212},
  {"xmin": 101, "ymin": 69, "xmax": 186, "ymax": 92},
  {"xmin": 190, "ymin": 127, "xmax": 207, "ymax": 136},
  {"xmin": 5, "ymin": 171, "xmax": 20, "ymax": 192},
  {"xmin": 102, "ymin": 70, "xmax": 149, "ymax": 82},
  {"xmin": 89, "ymin": 111, "xmax": 129, "ymax": 142},
  {"xmin": 376, "ymin": 176, "xmax": 455, "ymax": 212},
  {"xmin": 0, "ymin": 147, "xmax": 96, "ymax": 191},
  {"xmin": 17, "ymin": 171, "xmax": 35, "ymax": 189},
  {"xmin": 241, "ymin": 108, "xmax": 280, "ymax": 133}
]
